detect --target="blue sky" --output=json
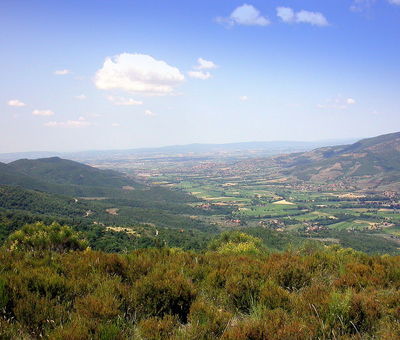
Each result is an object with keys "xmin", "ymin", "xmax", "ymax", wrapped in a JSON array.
[{"xmin": 1, "ymin": 0, "xmax": 399, "ymax": 152}]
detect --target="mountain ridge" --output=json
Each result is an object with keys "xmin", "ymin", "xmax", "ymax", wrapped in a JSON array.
[{"xmin": 271, "ymin": 131, "xmax": 400, "ymax": 190}]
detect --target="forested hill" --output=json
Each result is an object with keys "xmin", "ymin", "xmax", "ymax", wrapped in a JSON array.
[
  {"xmin": 0, "ymin": 157, "xmax": 146, "ymax": 197},
  {"xmin": 0, "ymin": 157, "xmax": 222, "ymax": 251},
  {"xmin": 0, "ymin": 160, "xmax": 52, "ymax": 192},
  {"xmin": 6, "ymin": 157, "xmax": 140, "ymax": 188}
]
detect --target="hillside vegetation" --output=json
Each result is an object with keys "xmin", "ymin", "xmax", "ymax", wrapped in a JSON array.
[{"xmin": 1, "ymin": 225, "xmax": 400, "ymax": 339}]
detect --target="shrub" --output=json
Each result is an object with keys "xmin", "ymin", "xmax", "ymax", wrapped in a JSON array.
[
  {"xmin": 131, "ymin": 268, "xmax": 196, "ymax": 322},
  {"xmin": 137, "ymin": 315, "xmax": 178, "ymax": 340},
  {"xmin": 5, "ymin": 222, "xmax": 88, "ymax": 253},
  {"xmin": 259, "ymin": 280, "xmax": 291, "ymax": 311},
  {"xmin": 186, "ymin": 297, "xmax": 232, "ymax": 339},
  {"xmin": 208, "ymin": 232, "xmax": 265, "ymax": 255}
]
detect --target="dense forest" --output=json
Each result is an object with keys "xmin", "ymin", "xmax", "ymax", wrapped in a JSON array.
[{"xmin": 1, "ymin": 223, "xmax": 400, "ymax": 339}]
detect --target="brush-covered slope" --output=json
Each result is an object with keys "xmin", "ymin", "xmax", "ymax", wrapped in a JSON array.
[{"xmin": 274, "ymin": 132, "xmax": 400, "ymax": 189}]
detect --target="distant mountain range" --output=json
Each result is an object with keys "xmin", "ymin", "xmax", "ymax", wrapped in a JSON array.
[
  {"xmin": 0, "ymin": 139, "xmax": 356, "ymax": 162},
  {"xmin": 270, "ymin": 132, "xmax": 400, "ymax": 191},
  {"xmin": 1, "ymin": 132, "xmax": 398, "ymax": 193}
]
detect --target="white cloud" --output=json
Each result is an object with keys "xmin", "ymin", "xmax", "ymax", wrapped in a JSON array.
[
  {"xmin": 75, "ymin": 94, "xmax": 87, "ymax": 100},
  {"xmin": 296, "ymin": 11, "xmax": 329, "ymax": 26},
  {"xmin": 276, "ymin": 7, "xmax": 295, "ymax": 23},
  {"xmin": 7, "ymin": 99, "xmax": 26, "ymax": 107},
  {"xmin": 277, "ymin": 7, "xmax": 329, "ymax": 26},
  {"xmin": 216, "ymin": 4, "xmax": 270, "ymax": 27},
  {"xmin": 188, "ymin": 58, "xmax": 217, "ymax": 80},
  {"xmin": 188, "ymin": 71, "xmax": 212, "ymax": 80},
  {"xmin": 195, "ymin": 58, "xmax": 217, "ymax": 70},
  {"xmin": 44, "ymin": 117, "xmax": 91, "ymax": 128},
  {"xmin": 111, "ymin": 123, "xmax": 120, "ymax": 127},
  {"xmin": 388, "ymin": 0, "xmax": 400, "ymax": 5},
  {"xmin": 95, "ymin": 53, "xmax": 185, "ymax": 96},
  {"xmin": 318, "ymin": 96, "xmax": 356, "ymax": 110},
  {"xmin": 107, "ymin": 95, "xmax": 143, "ymax": 106},
  {"xmin": 239, "ymin": 96, "xmax": 249, "ymax": 101},
  {"xmin": 346, "ymin": 98, "xmax": 356, "ymax": 105},
  {"xmin": 32, "ymin": 109, "xmax": 54, "ymax": 116},
  {"xmin": 144, "ymin": 109, "xmax": 156, "ymax": 116},
  {"xmin": 54, "ymin": 69, "xmax": 70, "ymax": 75}
]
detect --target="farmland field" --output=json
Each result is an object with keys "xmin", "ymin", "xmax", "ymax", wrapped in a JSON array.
[{"xmin": 97, "ymin": 154, "xmax": 400, "ymax": 254}]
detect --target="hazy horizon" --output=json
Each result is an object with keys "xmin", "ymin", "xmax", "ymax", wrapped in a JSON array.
[
  {"xmin": 0, "ymin": 136, "xmax": 365, "ymax": 156},
  {"xmin": 1, "ymin": 0, "xmax": 399, "ymax": 153}
]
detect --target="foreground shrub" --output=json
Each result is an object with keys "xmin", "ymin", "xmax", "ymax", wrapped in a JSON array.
[
  {"xmin": 222, "ymin": 309, "xmax": 316, "ymax": 340},
  {"xmin": 137, "ymin": 315, "xmax": 178, "ymax": 340},
  {"xmin": 0, "ymin": 239, "xmax": 399, "ymax": 339},
  {"xmin": 131, "ymin": 268, "xmax": 196, "ymax": 322},
  {"xmin": 186, "ymin": 297, "xmax": 232, "ymax": 339},
  {"xmin": 259, "ymin": 280, "xmax": 291, "ymax": 311}
]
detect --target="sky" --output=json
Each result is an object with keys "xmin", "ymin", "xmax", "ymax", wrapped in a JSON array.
[{"xmin": 1, "ymin": 0, "xmax": 399, "ymax": 152}]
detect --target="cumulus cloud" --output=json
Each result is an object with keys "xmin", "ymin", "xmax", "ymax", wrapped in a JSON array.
[
  {"xmin": 32, "ymin": 109, "xmax": 54, "ymax": 116},
  {"xmin": 388, "ymin": 0, "xmax": 400, "ymax": 4},
  {"xmin": 7, "ymin": 99, "xmax": 26, "ymax": 107},
  {"xmin": 54, "ymin": 69, "xmax": 70, "ymax": 75},
  {"xmin": 144, "ymin": 109, "xmax": 156, "ymax": 116},
  {"xmin": 188, "ymin": 71, "xmax": 212, "ymax": 80},
  {"xmin": 277, "ymin": 7, "xmax": 328, "ymax": 26},
  {"xmin": 94, "ymin": 53, "xmax": 185, "ymax": 96},
  {"xmin": 216, "ymin": 4, "xmax": 270, "ymax": 27},
  {"xmin": 107, "ymin": 95, "xmax": 143, "ymax": 106},
  {"xmin": 45, "ymin": 116, "xmax": 91, "ymax": 128},
  {"xmin": 239, "ymin": 96, "xmax": 249, "ymax": 101}
]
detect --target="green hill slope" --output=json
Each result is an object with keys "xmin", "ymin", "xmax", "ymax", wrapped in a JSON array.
[{"xmin": 7, "ymin": 157, "xmax": 139, "ymax": 188}]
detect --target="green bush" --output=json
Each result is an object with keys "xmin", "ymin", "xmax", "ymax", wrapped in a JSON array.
[
  {"xmin": 5, "ymin": 222, "xmax": 88, "ymax": 253},
  {"xmin": 131, "ymin": 268, "xmax": 196, "ymax": 322}
]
